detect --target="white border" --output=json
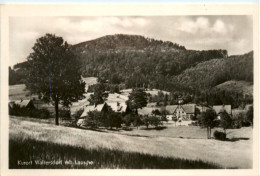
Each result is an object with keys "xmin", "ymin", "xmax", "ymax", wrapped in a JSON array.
[{"xmin": 1, "ymin": 4, "xmax": 259, "ymax": 176}]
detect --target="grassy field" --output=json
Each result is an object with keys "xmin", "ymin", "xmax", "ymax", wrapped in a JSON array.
[
  {"xmin": 9, "ymin": 116, "xmax": 252, "ymax": 169},
  {"xmin": 9, "ymin": 137, "xmax": 219, "ymax": 169}
]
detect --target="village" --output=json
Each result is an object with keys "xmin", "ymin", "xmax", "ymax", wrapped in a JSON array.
[
  {"xmin": 8, "ymin": 78, "xmax": 254, "ymax": 169},
  {"xmin": 9, "ymin": 77, "xmax": 253, "ymax": 132}
]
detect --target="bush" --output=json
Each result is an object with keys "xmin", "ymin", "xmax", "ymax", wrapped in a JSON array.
[
  {"xmin": 213, "ymin": 130, "xmax": 226, "ymax": 141},
  {"xmin": 232, "ymin": 112, "xmax": 251, "ymax": 128},
  {"xmin": 150, "ymin": 116, "xmax": 163, "ymax": 127},
  {"xmin": 231, "ymin": 119, "xmax": 242, "ymax": 129}
]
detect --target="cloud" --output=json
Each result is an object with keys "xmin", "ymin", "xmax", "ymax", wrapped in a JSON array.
[
  {"xmin": 176, "ymin": 17, "xmax": 210, "ymax": 34},
  {"xmin": 213, "ymin": 19, "xmax": 228, "ymax": 34},
  {"xmin": 9, "ymin": 16, "xmax": 253, "ymax": 67}
]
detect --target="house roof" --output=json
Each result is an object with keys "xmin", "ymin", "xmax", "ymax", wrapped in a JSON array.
[
  {"xmin": 8, "ymin": 101, "xmax": 15, "ymax": 108},
  {"xmin": 213, "ymin": 105, "xmax": 232, "ymax": 115},
  {"xmin": 13, "ymin": 99, "xmax": 32, "ymax": 108},
  {"xmin": 165, "ymin": 104, "xmax": 196, "ymax": 114},
  {"xmin": 196, "ymin": 105, "xmax": 210, "ymax": 113},
  {"xmin": 165, "ymin": 105, "xmax": 178, "ymax": 113},
  {"xmin": 80, "ymin": 103, "xmax": 106, "ymax": 118},
  {"xmin": 182, "ymin": 104, "xmax": 196, "ymax": 114},
  {"xmin": 138, "ymin": 107, "xmax": 161, "ymax": 116},
  {"xmin": 232, "ymin": 109, "xmax": 246, "ymax": 117},
  {"xmin": 106, "ymin": 102, "xmax": 128, "ymax": 113}
]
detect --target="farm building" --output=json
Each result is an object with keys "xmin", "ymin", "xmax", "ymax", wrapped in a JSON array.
[
  {"xmin": 9, "ymin": 99, "xmax": 35, "ymax": 110},
  {"xmin": 80, "ymin": 103, "xmax": 108, "ymax": 118},
  {"xmin": 165, "ymin": 104, "xmax": 196, "ymax": 121},
  {"xmin": 106, "ymin": 102, "xmax": 131, "ymax": 114},
  {"xmin": 80, "ymin": 102, "xmax": 131, "ymax": 118}
]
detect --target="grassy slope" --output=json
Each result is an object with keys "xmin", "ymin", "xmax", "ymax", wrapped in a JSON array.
[
  {"xmin": 215, "ymin": 80, "xmax": 253, "ymax": 95},
  {"xmin": 10, "ymin": 137, "xmax": 219, "ymax": 169},
  {"xmin": 9, "ymin": 117, "xmax": 252, "ymax": 168}
]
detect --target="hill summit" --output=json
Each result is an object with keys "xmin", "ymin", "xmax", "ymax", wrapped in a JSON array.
[{"xmin": 73, "ymin": 34, "xmax": 186, "ymax": 51}]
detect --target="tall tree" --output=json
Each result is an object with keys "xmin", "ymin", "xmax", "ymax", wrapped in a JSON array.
[
  {"xmin": 198, "ymin": 109, "xmax": 217, "ymax": 139},
  {"xmin": 126, "ymin": 88, "xmax": 148, "ymax": 114},
  {"xmin": 26, "ymin": 34, "xmax": 85, "ymax": 125},
  {"xmin": 88, "ymin": 83, "xmax": 108, "ymax": 106},
  {"xmin": 219, "ymin": 110, "xmax": 232, "ymax": 134}
]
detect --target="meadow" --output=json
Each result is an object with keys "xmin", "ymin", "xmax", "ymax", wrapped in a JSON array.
[
  {"xmin": 9, "ymin": 137, "xmax": 219, "ymax": 169},
  {"xmin": 9, "ymin": 116, "xmax": 253, "ymax": 169}
]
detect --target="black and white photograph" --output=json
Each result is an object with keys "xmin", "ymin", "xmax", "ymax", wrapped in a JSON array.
[{"xmin": 1, "ymin": 4, "xmax": 259, "ymax": 176}]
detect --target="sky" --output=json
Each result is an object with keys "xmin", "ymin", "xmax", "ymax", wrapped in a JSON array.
[{"xmin": 9, "ymin": 16, "xmax": 253, "ymax": 66}]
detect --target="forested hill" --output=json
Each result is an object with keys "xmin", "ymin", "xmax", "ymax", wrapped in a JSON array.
[
  {"xmin": 10, "ymin": 34, "xmax": 251, "ymax": 95},
  {"xmin": 172, "ymin": 51, "xmax": 253, "ymax": 91},
  {"xmin": 73, "ymin": 34, "xmax": 186, "ymax": 51},
  {"xmin": 73, "ymin": 34, "xmax": 228, "ymax": 87}
]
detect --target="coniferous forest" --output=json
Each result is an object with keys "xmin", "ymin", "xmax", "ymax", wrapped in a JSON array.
[{"xmin": 9, "ymin": 34, "xmax": 253, "ymax": 108}]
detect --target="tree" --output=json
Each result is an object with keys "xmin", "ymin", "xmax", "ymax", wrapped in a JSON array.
[
  {"xmin": 160, "ymin": 109, "xmax": 169, "ymax": 122},
  {"xmin": 106, "ymin": 111, "xmax": 122, "ymax": 129},
  {"xmin": 246, "ymin": 106, "xmax": 253, "ymax": 127},
  {"xmin": 126, "ymin": 88, "xmax": 148, "ymax": 114},
  {"xmin": 122, "ymin": 113, "xmax": 135, "ymax": 126},
  {"xmin": 88, "ymin": 83, "xmax": 108, "ymax": 106},
  {"xmin": 152, "ymin": 109, "xmax": 161, "ymax": 117},
  {"xmin": 141, "ymin": 115, "xmax": 150, "ymax": 128},
  {"xmin": 26, "ymin": 34, "xmax": 85, "ymax": 125},
  {"xmin": 86, "ymin": 110, "xmax": 103, "ymax": 128},
  {"xmin": 198, "ymin": 109, "xmax": 217, "ymax": 139},
  {"xmin": 219, "ymin": 110, "xmax": 232, "ymax": 134}
]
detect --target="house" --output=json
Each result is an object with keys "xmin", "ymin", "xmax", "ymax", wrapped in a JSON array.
[
  {"xmin": 106, "ymin": 102, "xmax": 131, "ymax": 114},
  {"xmin": 80, "ymin": 101, "xmax": 131, "ymax": 118},
  {"xmin": 165, "ymin": 104, "xmax": 196, "ymax": 121},
  {"xmin": 213, "ymin": 105, "xmax": 232, "ymax": 119},
  {"xmin": 80, "ymin": 103, "xmax": 108, "ymax": 118},
  {"xmin": 9, "ymin": 99, "xmax": 35, "ymax": 110},
  {"xmin": 196, "ymin": 105, "xmax": 210, "ymax": 113},
  {"xmin": 213, "ymin": 105, "xmax": 232, "ymax": 115},
  {"xmin": 138, "ymin": 107, "xmax": 161, "ymax": 116}
]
